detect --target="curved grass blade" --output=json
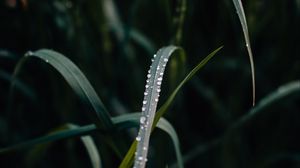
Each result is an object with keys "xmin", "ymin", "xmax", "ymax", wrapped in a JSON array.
[
  {"xmin": 0, "ymin": 113, "xmax": 182, "ymax": 168},
  {"xmin": 0, "ymin": 124, "xmax": 96, "ymax": 153},
  {"xmin": 134, "ymin": 46, "xmax": 184, "ymax": 168},
  {"xmin": 24, "ymin": 124, "xmax": 102, "ymax": 168},
  {"xmin": 114, "ymin": 113, "xmax": 183, "ymax": 168},
  {"xmin": 232, "ymin": 0, "xmax": 256, "ymax": 106},
  {"xmin": 232, "ymin": 80, "xmax": 300, "ymax": 129},
  {"xmin": 173, "ymin": 81, "xmax": 300, "ymax": 167},
  {"xmin": 66, "ymin": 124, "xmax": 102, "ymax": 168},
  {"xmin": 17, "ymin": 49, "xmax": 114, "ymax": 130},
  {"xmin": 120, "ymin": 46, "xmax": 223, "ymax": 168}
]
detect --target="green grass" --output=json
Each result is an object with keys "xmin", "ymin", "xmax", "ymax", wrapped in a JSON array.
[{"xmin": 0, "ymin": 0, "xmax": 299, "ymax": 168}]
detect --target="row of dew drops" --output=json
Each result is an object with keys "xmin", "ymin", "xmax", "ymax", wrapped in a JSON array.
[{"xmin": 134, "ymin": 49, "xmax": 169, "ymax": 168}]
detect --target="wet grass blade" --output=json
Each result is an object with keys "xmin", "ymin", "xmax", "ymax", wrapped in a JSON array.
[
  {"xmin": 232, "ymin": 0, "xmax": 256, "ymax": 106},
  {"xmin": 18, "ymin": 49, "xmax": 114, "ymax": 130},
  {"xmin": 119, "ymin": 46, "xmax": 222, "ymax": 168},
  {"xmin": 114, "ymin": 113, "xmax": 183, "ymax": 168},
  {"xmin": 133, "ymin": 46, "xmax": 183, "ymax": 168}
]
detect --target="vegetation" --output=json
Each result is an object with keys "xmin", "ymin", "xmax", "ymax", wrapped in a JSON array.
[{"xmin": 0, "ymin": 0, "xmax": 299, "ymax": 168}]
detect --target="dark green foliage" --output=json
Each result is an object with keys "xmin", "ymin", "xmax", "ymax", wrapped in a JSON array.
[{"xmin": 0, "ymin": 0, "xmax": 299, "ymax": 167}]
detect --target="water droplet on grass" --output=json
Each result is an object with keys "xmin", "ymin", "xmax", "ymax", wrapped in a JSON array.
[
  {"xmin": 140, "ymin": 116, "xmax": 146, "ymax": 124},
  {"xmin": 136, "ymin": 136, "xmax": 141, "ymax": 141}
]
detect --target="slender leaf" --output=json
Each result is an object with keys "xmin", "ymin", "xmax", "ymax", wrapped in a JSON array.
[
  {"xmin": 232, "ymin": 80, "xmax": 300, "ymax": 128},
  {"xmin": 133, "ymin": 46, "xmax": 183, "ymax": 168},
  {"xmin": 0, "ymin": 113, "xmax": 183, "ymax": 168},
  {"xmin": 15, "ymin": 49, "xmax": 114, "ymax": 130},
  {"xmin": 232, "ymin": 0, "xmax": 256, "ymax": 106},
  {"xmin": 119, "ymin": 46, "xmax": 222, "ymax": 168},
  {"xmin": 66, "ymin": 124, "xmax": 102, "ymax": 168},
  {"xmin": 171, "ymin": 81, "xmax": 300, "ymax": 167},
  {"xmin": 172, "ymin": 0, "xmax": 187, "ymax": 45},
  {"xmin": 24, "ymin": 124, "xmax": 102, "ymax": 168}
]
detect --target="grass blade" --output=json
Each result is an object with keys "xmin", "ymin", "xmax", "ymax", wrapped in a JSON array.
[
  {"xmin": 23, "ymin": 124, "xmax": 102, "ymax": 168},
  {"xmin": 119, "ymin": 46, "xmax": 222, "ymax": 168},
  {"xmin": 134, "ymin": 46, "xmax": 183, "ymax": 168},
  {"xmin": 172, "ymin": 0, "xmax": 187, "ymax": 45},
  {"xmin": 232, "ymin": 0, "xmax": 256, "ymax": 106},
  {"xmin": 66, "ymin": 124, "xmax": 102, "ymax": 168},
  {"xmin": 172, "ymin": 81, "xmax": 300, "ymax": 166},
  {"xmin": 232, "ymin": 80, "xmax": 300, "ymax": 128},
  {"xmin": 0, "ymin": 124, "xmax": 96, "ymax": 153},
  {"xmin": 18, "ymin": 49, "xmax": 114, "ymax": 130},
  {"xmin": 0, "ymin": 113, "xmax": 182, "ymax": 168},
  {"xmin": 114, "ymin": 113, "xmax": 183, "ymax": 168}
]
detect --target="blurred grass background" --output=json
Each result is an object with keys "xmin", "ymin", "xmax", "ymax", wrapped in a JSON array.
[{"xmin": 0, "ymin": 0, "xmax": 299, "ymax": 167}]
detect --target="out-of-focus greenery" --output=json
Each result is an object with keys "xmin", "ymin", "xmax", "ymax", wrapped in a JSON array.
[{"xmin": 0, "ymin": 0, "xmax": 299, "ymax": 167}]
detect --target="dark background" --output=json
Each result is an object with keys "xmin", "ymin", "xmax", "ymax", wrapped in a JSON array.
[{"xmin": 0, "ymin": 0, "xmax": 299, "ymax": 167}]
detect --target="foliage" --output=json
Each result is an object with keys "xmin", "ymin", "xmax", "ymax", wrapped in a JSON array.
[{"xmin": 0, "ymin": 0, "xmax": 299, "ymax": 168}]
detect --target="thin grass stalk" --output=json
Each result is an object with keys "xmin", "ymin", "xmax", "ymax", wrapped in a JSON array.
[{"xmin": 232, "ymin": 0, "xmax": 256, "ymax": 106}]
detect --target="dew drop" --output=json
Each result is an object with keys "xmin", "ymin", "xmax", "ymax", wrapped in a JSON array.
[
  {"xmin": 138, "ymin": 156, "xmax": 143, "ymax": 161},
  {"xmin": 136, "ymin": 136, "xmax": 141, "ymax": 141},
  {"xmin": 151, "ymin": 59, "xmax": 154, "ymax": 62},
  {"xmin": 160, "ymin": 72, "xmax": 163, "ymax": 75},
  {"xmin": 155, "ymin": 98, "xmax": 158, "ymax": 102},
  {"xmin": 145, "ymin": 84, "xmax": 149, "ymax": 88},
  {"xmin": 144, "ymin": 92, "xmax": 148, "ymax": 96},
  {"xmin": 158, "ymin": 77, "xmax": 162, "ymax": 81},
  {"xmin": 147, "ymin": 74, "xmax": 151, "ymax": 78},
  {"xmin": 154, "ymin": 54, "xmax": 156, "ymax": 58},
  {"xmin": 157, "ymin": 66, "xmax": 160, "ymax": 70},
  {"xmin": 142, "ymin": 107, "xmax": 146, "ymax": 111},
  {"xmin": 140, "ymin": 116, "xmax": 146, "ymax": 124},
  {"xmin": 157, "ymin": 88, "xmax": 161, "ymax": 92},
  {"xmin": 25, "ymin": 51, "xmax": 33, "ymax": 56},
  {"xmin": 164, "ymin": 58, "xmax": 168, "ymax": 62},
  {"xmin": 148, "ymin": 70, "xmax": 151, "ymax": 73},
  {"xmin": 157, "ymin": 81, "xmax": 162, "ymax": 85},
  {"xmin": 246, "ymin": 44, "xmax": 249, "ymax": 47},
  {"xmin": 45, "ymin": 59, "xmax": 49, "ymax": 63},
  {"xmin": 143, "ymin": 100, "xmax": 147, "ymax": 104},
  {"xmin": 143, "ymin": 147, "xmax": 147, "ymax": 150}
]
